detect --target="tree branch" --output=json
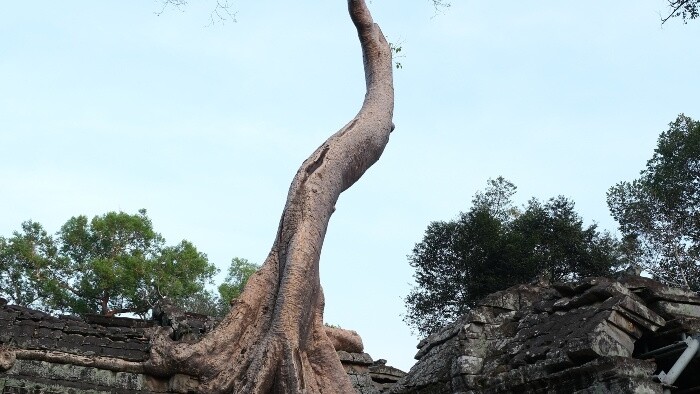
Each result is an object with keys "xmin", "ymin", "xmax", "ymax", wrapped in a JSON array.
[{"xmin": 662, "ymin": 0, "xmax": 698, "ymax": 24}]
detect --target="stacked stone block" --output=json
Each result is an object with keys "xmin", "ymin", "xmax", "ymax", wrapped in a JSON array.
[{"xmin": 392, "ymin": 276, "xmax": 700, "ymax": 394}]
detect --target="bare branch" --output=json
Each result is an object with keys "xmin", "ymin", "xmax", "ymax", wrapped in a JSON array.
[{"xmin": 157, "ymin": 0, "xmax": 237, "ymax": 25}]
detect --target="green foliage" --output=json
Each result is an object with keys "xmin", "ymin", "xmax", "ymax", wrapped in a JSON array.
[
  {"xmin": 0, "ymin": 221, "xmax": 63, "ymax": 310},
  {"xmin": 389, "ymin": 41, "xmax": 404, "ymax": 70},
  {"xmin": 171, "ymin": 257, "xmax": 258, "ymax": 318},
  {"xmin": 218, "ymin": 257, "xmax": 260, "ymax": 306},
  {"xmin": 0, "ymin": 209, "xmax": 219, "ymax": 316},
  {"xmin": 174, "ymin": 290, "xmax": 224, "ymax": 317},
  {"xmin": 57, "ymin": 209, "xmax": 162, "ymax": 315},
  {"xmin": 608, "ymin": 114, "xmax": 700, "ymax": 290},
  {"xmin": 405, "ymin": 177, "xmax": 622, "ymax": 336},
  {"xmin": 152, "ymin": 240, "xmax": 218, "ymax": 305},
  {"xmin": 508, "ymin": 197, "xmax": 622, "ymax": 282}
]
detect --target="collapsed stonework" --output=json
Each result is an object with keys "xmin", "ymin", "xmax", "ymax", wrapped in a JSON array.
[
  {"xmin": 392, "ymin": 274, "xmax": 700, "ymax": 393},
  {"xmin": 0, "ymin": 298, "xmax": 404, "ymax": 393}
]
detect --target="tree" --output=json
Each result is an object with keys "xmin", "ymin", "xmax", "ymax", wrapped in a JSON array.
[
  {"xmin": 0, "ymin": 209, "xmax": 218, "ymax": 316},
  {"xmin": 608, "ymin": 114, "xmax": 700, "ymax": 291},
  {"xmin": 508, "ymin": 197, "xmax": 622, "ymax": 282},
  {"xmin": 173, "ymin": 257, "xmax": 260, "ymax": 317},
  {"xmin": 405, "ymin": 178, "xmax": 622, "ymax": 336},
  {"xmin": 144, "ymin": 1, "xmax": 394, "ymax": 392},
  {"xmin": 57, "ymin": 209, "xmax": 164, "ymax": 315},
  {"xmin": 218, "ymin": 257, "xmax": 260, "ymax": 306},
  {"xmin": 170, "ymin": 258, "xmax": 259, "ymax": 317},
  {"xmin": 148, "ymin": 239, "xmax": 219, "ymax": 313},
  {"xmin": 172, "ymin": 289, "xmax": 224, "ymax": 317}
]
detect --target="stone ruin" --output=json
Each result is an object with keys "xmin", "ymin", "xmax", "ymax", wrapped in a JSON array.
[
  {"xmin": 392, "ymin": 274, "xmax": 700, "ymax": 393},
  {"xmin": 2, "ymin": 273, "xmax": 700, "ymax": 393},
  {"xmin": 0, "ymin": 299, "xmax": 404, "ymax": 393}
]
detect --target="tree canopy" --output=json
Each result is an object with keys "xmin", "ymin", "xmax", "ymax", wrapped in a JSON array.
[
  {"xmin": 405, "ymin": 177, "xmax": 623, "ymax": 336},
  {"xmin": 608, "ymin": 114, "xmax": 700, "ymax": 291},
  {"xmin": 0, "ymin": 209, "xmax": 218, "ymax": 316}
]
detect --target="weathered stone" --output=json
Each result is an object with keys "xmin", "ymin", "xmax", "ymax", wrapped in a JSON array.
[
  {"xmin": 477, "ymin": 284, "xmax": 551, "ymax": 312},
  {"xmin": 337, "ymin": 351, "xmax": 374, "ymax": 366},
  {"xmin": 465, "ymin": 308, "xmax": 496, "ymax": 325},
  {"xmin": 622, "ymin": 275, "xmax": 700, "ymax": 304},
  {"xmin": 552, "ymin": 280, "xmax": 633, "ymax": 312},
  {"xmin": 452, "ymin": 355, "xmax": 483, "ymax": 376},
  {"xmin": 83, "ymin": 314, "xmax": 155, "ymax": 328},
  {"xmin": 612, "ymin": 294, "xmax": 665, "ymax": 332},
  {"xmin": 587, "ymin": 321, "xmax": 635, "ymax": 357},
  {"xmin": 605, "ymin": 310, "xmax": 643, "ymax": 339},
  {"xmin": 415, "ymin": 318, "xmax": 464, "ymax": 360},
  {"xmin": 0, "ymin": 347, "xmax": 16, "ymax": 371},
  {"xmin": 552, "ymin": 280, "xmax": 596, "ymax": 296},
  {"xmin": 393, "ymin": 276, "xmax": 700, "ymax": 394},
  {"xmin": 652, "ymin": 300, "xmax": 700, "ymax": 319},
  {"xmin": 394, "ymin": 334, "xmax": 462, "ymax": 393}
]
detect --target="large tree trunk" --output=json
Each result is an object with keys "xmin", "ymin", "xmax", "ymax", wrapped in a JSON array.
[{"xmin": 145, "ymin": 0, "xmax": 394, "ymax": 392}]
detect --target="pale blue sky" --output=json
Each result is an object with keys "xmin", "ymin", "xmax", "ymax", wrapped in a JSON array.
[{"xmin": 1, "ymin": 1, "xmax": 698, "ymax": 371}]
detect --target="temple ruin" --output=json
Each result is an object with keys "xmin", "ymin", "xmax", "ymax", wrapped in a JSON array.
[{"xmin": 2, "ymin": 272, "xmax": 700, "ymax": 393}]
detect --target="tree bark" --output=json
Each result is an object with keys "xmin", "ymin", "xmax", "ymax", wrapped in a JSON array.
[{"xmin": 145, "ymin": 0, "xmax": 394, "ymax": 392}]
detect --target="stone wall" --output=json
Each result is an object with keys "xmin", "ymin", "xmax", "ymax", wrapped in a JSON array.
[
  {"xmin": 0, "ymin": 299, "xmax": 405, "ymax": 393},
  {"xmin": 0, "ymin": 302, "xmax": 198, "ymax": 393}
]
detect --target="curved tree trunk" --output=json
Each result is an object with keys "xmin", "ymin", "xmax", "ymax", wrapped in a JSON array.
[{"xmin": 145, "ymin": 0, "xmax": 394, "ymax": 392}]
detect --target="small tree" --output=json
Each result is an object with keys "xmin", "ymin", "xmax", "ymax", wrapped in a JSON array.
[
  {"xmin": 405, "ymin": 178, "xmax": 622, "ymax": 336},
  {"xmin": 608, "ymin": 114, "xmax": 700, "ymax": 290}
]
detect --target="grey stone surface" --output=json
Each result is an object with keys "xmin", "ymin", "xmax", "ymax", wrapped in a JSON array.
[
  {"xmin": 391, "ymin": 276, "xmax": 700, "ymax": 394},
  {"xmin": 0, "ymin": 305, "xmax": 152, "ymax": 363},
  {"xmin": 0, "ymin": 301, "xmax": 406, "ymax": 394}
]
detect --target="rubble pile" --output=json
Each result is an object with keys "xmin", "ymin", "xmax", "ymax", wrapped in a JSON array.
[{"xmin": 392, "ymin": 275, "xmax": 700, "ymax": 393}]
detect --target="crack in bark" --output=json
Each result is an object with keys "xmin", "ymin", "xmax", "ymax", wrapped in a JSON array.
[{"xmin": 305, "ymin": 145, "xmax": 330, "ymax": 176}]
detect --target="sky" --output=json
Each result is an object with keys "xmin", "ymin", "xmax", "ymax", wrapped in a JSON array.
[{"xmin": 1, "ymin": 1, "xmax": 699, "ymax": 372}]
